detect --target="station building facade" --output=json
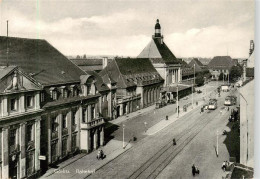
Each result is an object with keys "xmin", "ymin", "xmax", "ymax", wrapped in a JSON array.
[
  {"xmin": 99, "ymin": 58, "xmax": 164, "ymax": 118},
  {"xmin": 0, "ymin": 36, "xmax": 113, "ymax": 179}
]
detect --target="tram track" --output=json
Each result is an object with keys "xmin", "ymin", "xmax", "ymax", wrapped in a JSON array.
[
  {"xmin": 87, "ymin": 97, "xmax": 228, "ymax": 179},
  {"xmin": 127, "ymin": 108, "xmax": 222, "ymax": 179}
]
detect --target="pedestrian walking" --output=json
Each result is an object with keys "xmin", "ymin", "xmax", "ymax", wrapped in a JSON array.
[{"xmin": 192, "ymin": 164, "xmax": 196, "ymax": 176}]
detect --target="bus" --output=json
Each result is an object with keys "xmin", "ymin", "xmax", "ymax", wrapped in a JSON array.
[
  {"xmin": 224, "ymin": 96, "xmax": 237, "ymax": 106},
  {"xmin": 208, "ymin": 99, "xmax": 217, "ymax": 110}
]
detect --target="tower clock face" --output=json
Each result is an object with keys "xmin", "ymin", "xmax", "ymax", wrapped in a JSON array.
[{"xmin": 155, "ymin": 29, "xmax": 160, "ymax": 33}]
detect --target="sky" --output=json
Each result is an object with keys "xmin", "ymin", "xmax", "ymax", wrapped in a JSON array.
[{"xmin": 0, "ymin": 0, "xmax": 255, "ymax": 58}]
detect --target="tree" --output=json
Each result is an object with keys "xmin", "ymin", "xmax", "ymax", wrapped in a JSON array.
[
  {"xmin": 195, "ymin": 74, "xmax": 205, "ymax": 87},
  {"xmin": 229, "ymin": 65, "xmax": 243, "ymax": 82},
  {"xmin": 218, "ymin": 72, "xmax": 224, "ymax": 81},
  {"xmin": 83, "ymin": 54, "xmax": 87, "ymax": 58}
]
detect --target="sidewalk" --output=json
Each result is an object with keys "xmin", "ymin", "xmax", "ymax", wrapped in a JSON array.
[
  {"xmin": 145, "ymin": 100, "xmax": 204, "ymax": 136},
  {"xmin": 41, "ymin": 139, "xmax": 132, "ymax": 179},
  {"xmin": 110, "ymin": 105, "xmax": 155, "ymax": 125}
]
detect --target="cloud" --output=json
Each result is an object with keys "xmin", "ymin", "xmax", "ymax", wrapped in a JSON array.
[
  {"xmin": 0, "ymin": 0, "xmax": 254, "ymax": 58},
  {"xmin": 167, "ymin": 25, "xmax": 254, "ymax": 58}
]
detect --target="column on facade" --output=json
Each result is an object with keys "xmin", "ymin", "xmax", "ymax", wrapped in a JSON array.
[
  {"xmin": 34, "ymin": 118, "xmax": 41, "ymax": 173},
  {"xmin": 93, "ymin": 129, "xmax": 98, "ymax": 150},
  {"xmin": 34, "ymin": 92, "xmax": 40, "ymax": 110},
  {"xmin": 67, "ymin": 111, "xmax": 72, "ymax": 153},
  {"xmin": 100, "ymin": 127, "xmax": 104, "ymax": 146},
  {"xmin": 143, "ymin": 90, "xmax": 146, "ymax": 107},
  {"xmin": 57, "ymin": 114, "xmax": 62, "ymax": 159},
  {"xmin": 2, "ymin": 127, "xmax": 9, "ymax": 179},
  {"xmin": 119, "ymin": 103, "xmax": 123, "ymax": 116},
  {"xmin": 2, "ymin": 96, "xmax": 8, "ymax": 116},
  {"xmin": 19, "ymin": 94, "xmax": 25, "ymax": 113},
  {"xmin": 175, "ymin": 69, "xmax": 178, "ymax": 83},
  {"xmin": 47, "ymin": 115, "xmax": 52, "ymax": 164},
  {"xmin": 77, "ymin": 107, "xmax": 82, "ymax": 148},
  {"xmin": 178, "ymin": 68, "xmax": 181, "ymax": 82},
  {"xmin": 19, "ymin": 122, "xmax": 26, "ymax": 178},
  {"xmin": 87, "ymin": 105, "xmax": 92, "ymax": 122}
]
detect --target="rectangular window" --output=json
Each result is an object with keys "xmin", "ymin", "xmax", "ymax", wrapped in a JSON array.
[
  {"xmin": 51, "ymin": 143, "xmax": 57, "ymax": 161},
  {"xmin": 91, "ymin": 105, "xmax": 95, "ymax": 120},
  {"xmin": 63, "ymin": 89, "xmax": 68, "ymax": 98},
  {"xmin": 82, "ymin": 108, "xmax": 86, "ymax": 123},
  {"xmin": 72, "ymin": 111, "xmax": 76, "ymax": 125},
  {"xmin": 26, "ymin": 95, "xmax": 34, "ymax": 108},
  {"xmin": 62, "ymin": 139, "xmax": 67, "ymax": 157},
  {"xmin": 9, "ymin": 129, "xmax": 16, "ymax": 146},
  {"xmin": 72, "ymin": 135, "xmax": 77, "ymax": 151},
  {"xmin": 52, "ymin": 91, "xmax": 57, "ymax": 100},
  {"xmin": 10, "ymin": 98, "xmax": 17, "ymax": 111},
  {"xmin": 51, "ymin": 117, "xmax": 57, "ymax": 132},
  {"xmin": 62, "ymin": 114, "xmax": 67, "ymax": 128},
  {"xmin": 26, "ymin": 152, "xmax": 34, "ymax": 175},
  {"xmin": 40, "ymin": 92, "xmax": 45, "ymax": 102},
  {"xmin": 26, "ymin": 124, "xmax": 33, "ymax": 142}
]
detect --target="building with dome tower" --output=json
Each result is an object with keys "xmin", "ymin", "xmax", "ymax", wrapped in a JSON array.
[{"xmin": 138, "ymin": 19, "xmax": 193, "ymax": 103}]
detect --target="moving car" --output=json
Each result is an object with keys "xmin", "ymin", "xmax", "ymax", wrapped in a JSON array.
[{"xmin": 208, "ymin": 99, "xmax": 217, "ymax": 110}]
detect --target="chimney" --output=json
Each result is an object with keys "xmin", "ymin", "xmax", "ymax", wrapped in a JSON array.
[{"xmin": 102, "ymin": 57, "xmax": 108, "ymax": 69}]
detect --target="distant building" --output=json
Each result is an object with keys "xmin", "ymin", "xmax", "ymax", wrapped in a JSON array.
[
  {"xmin": 70, "ymin": 58, "xmax": 113, "ymax": 73},
  {"xmin": 208, "ymin": 56, "xmax": 236, "ymax": 80},
  {"xmin": 0, "ymin": 36, "xmax": 109, "ymax": 178},
  {"xmin": 99, "ymin": 58, "xmax": 164, "ymax": 118},
  {"xmin": 137, "ymin": 19, "xmax": 192, "ymax": 102},
  {"xmin": 188, "ymin": 58, "xmax": 208, "ymax": 73}
]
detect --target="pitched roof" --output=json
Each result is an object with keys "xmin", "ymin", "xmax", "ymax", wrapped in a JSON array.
[
  {"xmin": 137, "ymin": 38, "xmax": 182, "ymax": 64},
  {"xmin": 99, "ymin": 58, "xmax": 163, "ymax": 88},
  {"xmin": 208, "ymin": 56, "xmax": 235, "ymax": 70},
  {"xmin": 0, "ymin": 36, "xmax": 85, "ymax": 86},
  {"xmin": 189, "ymin": 58, "xmax": 204, "ymax": 67},
  {"xmin": 70, "ymin": 58, "xmax": 103, "ymax": 66},
  {"xmin": 0, "ymin": 66, "xmax": 16, "ymax": 80}
]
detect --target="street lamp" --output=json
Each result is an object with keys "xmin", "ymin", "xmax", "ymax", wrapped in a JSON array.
[
  {"xmin": 192, "ymin": 64, "xmax": 195, "ymax": 108},
  {"xmin": 123, "ymin": 124, "xmax": 125, "ymax": 149},
  {"xmin": 216, "ymin": 129, "xmax": 219, "ymax": 157}
]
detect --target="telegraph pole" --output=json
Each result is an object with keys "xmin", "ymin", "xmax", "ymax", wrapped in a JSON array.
[
  {"xmin": 192, "ymin": 64, "xmax": 195, "ymax": 108},
  {"xmin": 123, "ymin": 124, "xmax": 125, "ymax": 149},
  {"xmin": 217, "ymin": 130, "xmax": 219, "ymax": 157}
]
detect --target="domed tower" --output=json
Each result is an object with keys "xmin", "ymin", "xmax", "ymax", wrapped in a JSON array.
[{"xmin": 155, "ymin": 19, "xmax": 161, "ymax": 37}]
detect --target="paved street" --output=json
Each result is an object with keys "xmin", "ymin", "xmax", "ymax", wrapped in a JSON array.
[
  {"xmin": 85, "ymin": 85, "xmax": 238, "ymax": 179},
  {"xmin": 41, "ymin": 82, "xmax": 234, "ymax": 179}
]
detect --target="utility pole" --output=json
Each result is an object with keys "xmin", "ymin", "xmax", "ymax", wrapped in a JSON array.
[
  {"xmin": 7, "ymin": 20, "xmax": 9, "ymax": 64},
  {"xmin": 177, "ymin": 83, "xmax": 179, "ymax": 118},
  {"xmin": 123, "ymin": 124, "xmax": 125, "ymax": 149},
  {"xmin": 192, "ymin": 64, "xmax": 195, "ymax": 108},
  {"xmin": 217, "ymin": 130, "xmax": 219, "ymax": 157}
]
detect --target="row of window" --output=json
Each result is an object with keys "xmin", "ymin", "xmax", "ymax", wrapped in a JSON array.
[
  {"xmin": 49, "ymin": 87, "xmax": 79, "ymax": 101},
  {"xmin": 52, "ymin": 111, "xmax": 77, "ymax": 132},
  {"xmin": 9, "ymin": 124, "xmax": 34, "ymax": 147},
  {"xmin": 5, "ymin": 94, "xmax": 35, "ymax": 113}
]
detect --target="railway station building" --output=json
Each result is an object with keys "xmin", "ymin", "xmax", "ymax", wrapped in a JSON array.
[{"xmin": 0, "ymin": 36, "xmax": 112, "ymax": 179}]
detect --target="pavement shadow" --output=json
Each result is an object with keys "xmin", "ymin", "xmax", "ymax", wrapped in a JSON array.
[
  {"xmin": 223, "ymin": 121, "xmax": 240, "ymax": 163},
  {"xmin": 104, "ymin": 122, "xmax": 120, "ymax": 144}
]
